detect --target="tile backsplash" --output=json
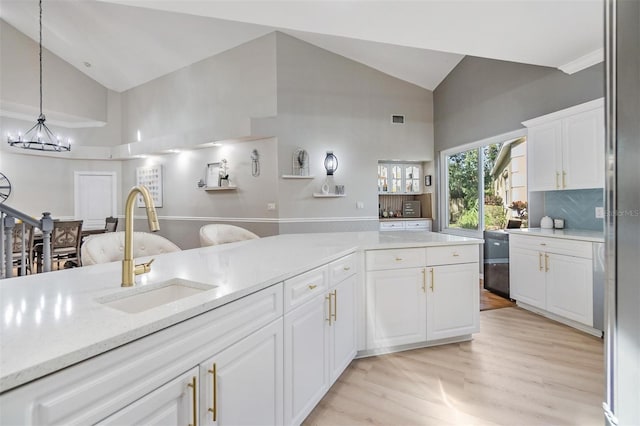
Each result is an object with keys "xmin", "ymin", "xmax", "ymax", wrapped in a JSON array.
[{"xmin": 544, "ymin": 188, "xmax": 604, "ymax": 231}]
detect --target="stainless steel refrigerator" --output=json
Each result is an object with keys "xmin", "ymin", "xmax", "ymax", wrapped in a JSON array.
[{"xmin": 603, "ymin": 0, "xmax": 640, "ymax": 424}]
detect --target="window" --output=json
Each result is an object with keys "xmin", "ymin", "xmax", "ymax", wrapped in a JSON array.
[{"xmin": 440, "ymin": 132, "xmax": 527, "ymax": 236}]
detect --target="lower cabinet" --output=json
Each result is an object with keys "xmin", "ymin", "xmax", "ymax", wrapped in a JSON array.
[
  {"xmin": 510, "ymin": 247, "xmax": 546, "ymax": 309},
  {"xmin": 199, "ymin": 319, "xmax": 283, "ymax": 426},
  {"xmin": 510, "ymin": 235, "xmax": 595, "ymax": 328},
  {"xmin": 366, "ymin": 267, "xmax": 427, "ymax": 348},
  {"xmin": 99, "ymin": 319, "xmax": 284, "ymax": 426},
  {"xmin": 284, "ymin": 269, "xmax": 356, "ymax": 426},
  {"xmin": 426, "ymin": 263, "xmax": 480, "ymax": 340},
  {"xmin": 97, "ymin": 367, "xmax": 199, "ymax": 425},
  {"xmin": 365, "ymin": 246, "xmax": 481, "ymax": 351}
]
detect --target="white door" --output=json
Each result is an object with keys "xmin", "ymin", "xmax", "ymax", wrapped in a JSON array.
[
  {"xmin": 97, "ymin": 367, "xmax": 197, "ymax": 425},
  {"xmin": 74, "ymin": 172, "xmax": 117, "ymax": 230},
  {"xmin": 329, "ymin": 275, "xmax": 357, "ymax": 384},
  {"xmin": 200, "ymin": 319, "xmax": 283, "ymax": 426},
  {"xmin": 510, "ymin": 248, "xmax": 546, "ymax": 309},
  {"xmin": 366, "ymin": 268, "xmax": 427, "ymax": 349},
  {"xmin": 562, "ymin": 108, "xmax": 605, "ymax": 189},
  {"xmin": 546, "ymin": 254, "xmax": 594, "ymax": 326},
  {"xmin": 284, "ymin": 294, "xmax": 329, "ymax": 426},
  {"xmin": 528, "ymin": 122, "xmax": 563, "ymax": 191},
  {"xmin": 426, "ymin": 263, "xmax": 480, "ymax": 340}
]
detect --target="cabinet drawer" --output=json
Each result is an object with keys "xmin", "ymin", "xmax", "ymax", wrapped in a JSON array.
[
  {"xmin": 366, "ymin": 248, "xmax": 425, "ymax": 271},
  {"xmin": 404, "ymin": 220, "xmax": 431, "ymax": 231},
  {"xmin": 426, "ymin": 244, "xmax": 478, "ymax": 266},
  {"xmin": 510, "ymin": 235, "xmax": 592, "ymax": 259},
  {"xmin": 284, "ymin": 266, "xmax": 329, "ymax": 312},
  {"xmin": 329, "ymin": 253, "xmax": 357, "ymax": 285},
  {"xmin": 379, "ymin": 221, "xmax": 405, "ymax": 231}
]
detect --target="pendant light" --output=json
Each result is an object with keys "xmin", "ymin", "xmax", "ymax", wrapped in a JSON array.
[{"xmin": 6, "ymin": 0, "xmax": 71, "ymax": 152}]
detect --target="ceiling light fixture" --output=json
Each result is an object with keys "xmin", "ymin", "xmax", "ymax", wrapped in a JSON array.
[{"xmin": 7, "ymin": 0, "xmax": 71, "ymax": 152}]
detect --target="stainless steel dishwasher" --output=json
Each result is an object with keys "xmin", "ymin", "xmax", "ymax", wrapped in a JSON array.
[{"xmin": 483, "ymin": 230, "xmax": 510, "ymax": 299}]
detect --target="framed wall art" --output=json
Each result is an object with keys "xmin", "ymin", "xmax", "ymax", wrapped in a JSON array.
[{"xmin": 136, "ymin": 165, "xmax": 163, "ymax": 207}]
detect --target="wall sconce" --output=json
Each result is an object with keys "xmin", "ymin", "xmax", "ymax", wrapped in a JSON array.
[{"xmin": 324, "ymin": 151, "xmax": 338, "ymax": 176}]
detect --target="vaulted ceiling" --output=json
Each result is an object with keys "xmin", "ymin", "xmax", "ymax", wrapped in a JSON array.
[{"xmin": 0, "ymin": 0, "xmax": 603, "ymax": 93}]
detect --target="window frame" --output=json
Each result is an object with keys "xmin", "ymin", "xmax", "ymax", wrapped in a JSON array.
[{"xmin": 439, "ymin": 129, "xmax": 527, "ymax": 238}]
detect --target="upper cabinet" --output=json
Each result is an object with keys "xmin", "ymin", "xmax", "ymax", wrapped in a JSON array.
[
  {"xmin": 377, "ymin": 162, "xmax": 422, "ymax": 194},
  {"xmin": 523, "ymin": 99, "xmax": 604, "ymax": 191}
]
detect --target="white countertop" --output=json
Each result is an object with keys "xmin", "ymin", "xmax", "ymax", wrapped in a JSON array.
[
  {"xmin": 508, "ymin": 228, "xmax": 604, "ymax": 243},
  {"xmin": 0, "ymin": 231, "xmax": 481, "ymax": 393}
]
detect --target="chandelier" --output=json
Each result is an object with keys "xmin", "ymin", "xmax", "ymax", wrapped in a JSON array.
[{"xmin": 7, "ymin": 0, "xmax": 71, "ymax": 152}]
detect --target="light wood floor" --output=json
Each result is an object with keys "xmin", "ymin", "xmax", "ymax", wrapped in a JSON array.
[
  {"xmin": 304, "ymin": 307, "xmax": 604, "ymax": 426},
  {"xmin": 479, "ymin": 280, "xmax": 515, "ymax": 311}
]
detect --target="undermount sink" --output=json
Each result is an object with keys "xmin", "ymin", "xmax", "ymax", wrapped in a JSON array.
[{"xmin": 97, "ymin": 278, "xmax": 217, "ymax": 314}]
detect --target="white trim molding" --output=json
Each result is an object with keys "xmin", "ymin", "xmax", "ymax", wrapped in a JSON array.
[
  {"xmin": 128, "ymin": 215, "xmax": 380, "ymax": 224},
  {"xmin": 558, "ymin": 48, "xmax": 605, "ymax": 75},
  {"xmin": 522, "ymin": 97, "xmax": 604, "ymax": 128}
]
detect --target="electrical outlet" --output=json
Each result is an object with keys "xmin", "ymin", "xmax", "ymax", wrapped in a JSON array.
[
  {"xmin": 595, "ymin": 207, "xmax": 605, "ymax": 218},
  {"xmin": 356, "ymin": 201, "xmax": 364, "ymax": 209},
  {"xmin": 267, "ymin": 203, "xmax": 277, "ymax": 211}
]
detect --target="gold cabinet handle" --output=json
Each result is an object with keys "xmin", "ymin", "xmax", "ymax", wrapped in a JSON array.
[
  {"xmin": 539, "ymin": 252, "xmax": 543, "ymax": 271},
  {"xmin": 332, "ymin": 290, "xmax": 337, "ymax": 322},
  {"xmin": 343, "ymin": 266, "xmax": 351, "ymax": 271},
  {"xmin": 395, "ymin": 256, "xmax": 403, "ymax": 262},
  {"xmin": 326, "ymin": 293, "xmax": 333, "ymax": 326},
  {"xmin": 207, "ymin": 364, "xmax": 217, "ymax": 422},
  {"xmin": 188, "ymin": 376, "xmax": 197, "ymax": 426},
  {"xmin": 452, "ymin": 252, "xmax": 459, "ymax": 257},
  {"xmin": 430, "ymin": 268, "xmax": 435, "ymax": 292},
  {"xmin": 421, "ymin": 268, "xmax": 426, "ymax": 293},
  {"xmin": 556, "ymin": 172, "xmax": 560, "ymax": 189},
  {"xmin": 545, "ymin": 254, "xmax": 549, "ymax": 272},
  {"xmin": 308, "ymin": 284, "xmax": 317, "ymax": 290},
  {"xmin": 562, "ymin": 171, "xmax": 567, "ymax": 188}
]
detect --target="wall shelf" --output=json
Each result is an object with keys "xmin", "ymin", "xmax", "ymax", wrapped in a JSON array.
[
  {"xmin": 204, "ymin": 185, "xmax": 237, "ymax": 191},
  {"xmin": 312, "ymin": 193, "xmax": 346, "ymax": 198},
  {"xmin": 281, "ymin": 175, "xmax": 315, "ymax": 179}
]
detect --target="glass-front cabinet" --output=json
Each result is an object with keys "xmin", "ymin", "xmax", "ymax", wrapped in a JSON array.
[{"xmin": 378, "ymin": 162, "xmax": 421, "ymax": 194}]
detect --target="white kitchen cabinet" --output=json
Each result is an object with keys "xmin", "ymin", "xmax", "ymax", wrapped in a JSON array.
[
  {"xmin": 366, "ymin": 267, "xmax": 427, "ymax": 348},
  {"xmin": 510, "ymin": 247, "xmax": 546, "ymax": 309},
  {"xmin": 523, "ymin": 99, "xmax": 604, "ymax": 191},
  {"xmin": 199, "ymin": 319, "xmax": 283, "ymax": 426},
  {"xmin": 379, "ymin": 219, "xmax": 432, "ymax": 231},
  {"xmin": 329, "ymin": 274, "xmax": 357, "ymax": 383},
  {"xmin": 97, "ymin": 367, "xmax": 198, "ymax": 425},
  {"xmin": 284, "ymin": 255, "xmax": 357, "ymax": 425},
  {"xmin": 510, "ymin": 235, "xmax": 594, "ymax": 330},
  {"xmin": 377, "ymin": 162, "xmax": 422, "ymax": 194},
  {"xmin": 426, "ymin": 263, "xmax": 479, "ymax": 341},
  {"xmin": 546, "ymin": 253, "xmax": 593, "ymax": 326},
  {"xmin": 284, "ymin": 293, "xmax": 329, "ymax": 426}
]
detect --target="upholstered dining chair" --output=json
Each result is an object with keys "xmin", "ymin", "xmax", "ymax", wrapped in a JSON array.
[
  {"xmin": 81, "ymin": 231, "xmax": 181, "ymax": 266},
  {"xmin": 104, "ymin": 216, "xmax": 118, "ymax": 232},
  {"xmin": 11, "ymin": 222, "xmax": 34, "ymax": 275},
  {"xmin": 199, "ymin": 224, "xmax": 259, "ymax": 247}
]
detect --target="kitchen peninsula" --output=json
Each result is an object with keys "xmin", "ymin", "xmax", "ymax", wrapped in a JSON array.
[{"xmin": 0, "ymin": 231, "xmax": 482, "ymax": 425}]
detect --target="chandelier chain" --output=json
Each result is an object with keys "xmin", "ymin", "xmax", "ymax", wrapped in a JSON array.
[{"xmin": 39, "ymin": 0, "xmax": 43, "ymax": 116}]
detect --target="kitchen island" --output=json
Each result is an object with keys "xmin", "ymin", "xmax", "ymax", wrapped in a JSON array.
[{"xmin": 0, "ymin": 231, "xmax": 482, "ymax": 425}]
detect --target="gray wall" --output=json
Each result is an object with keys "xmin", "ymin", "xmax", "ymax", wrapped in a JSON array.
[
  {"xmin": 120, "ymin": 33, "xmax": 278, "ymax": 147},
  {"xmin": 434, "ymin": 56, "xmax": 605, "ymax": 151},
  {"xmin": 0, "ymin": 150, "xmax": 122, "ymax": 219},
  {"xmin": 0, "ymin": 20, "xmax": 108, "ymax": 123},
  {"xmin": 121, "ymin": 138, "xmax": 280, "ymax": 249},
  {"xmin": 273, "ymin": 33, "xmax": 433, "ymax": 229}
]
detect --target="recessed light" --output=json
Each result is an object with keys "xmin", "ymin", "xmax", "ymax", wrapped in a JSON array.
[{"xmin": 83, "ymin": 61, "xmax": 91, "ymax": 68}]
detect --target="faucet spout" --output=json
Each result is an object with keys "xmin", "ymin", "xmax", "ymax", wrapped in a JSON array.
[{"xmin": 122, "ymin": 185, "xmax": 159, "ymax": 287}]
